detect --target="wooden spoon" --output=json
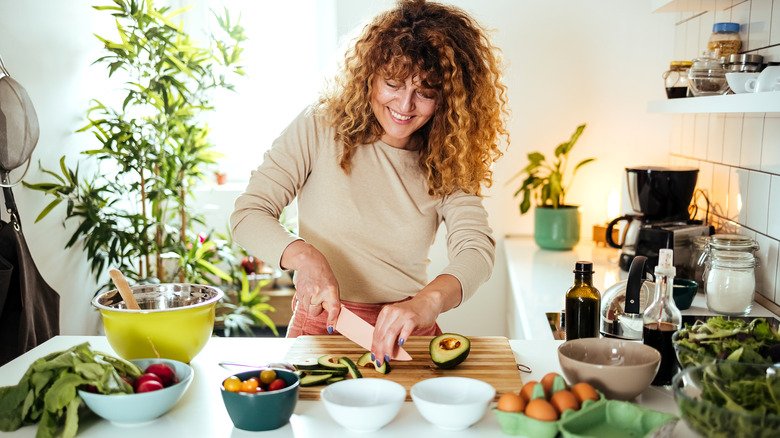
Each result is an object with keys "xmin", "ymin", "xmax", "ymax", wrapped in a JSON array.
[{"xmin": 109, "ymin": 269, "xmax": 141, "ymax": 310}]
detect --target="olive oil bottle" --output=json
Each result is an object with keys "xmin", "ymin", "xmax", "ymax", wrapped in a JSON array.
[{"xmin": 565, "ymin": 261, "xmax": 601, "ymax": 340}]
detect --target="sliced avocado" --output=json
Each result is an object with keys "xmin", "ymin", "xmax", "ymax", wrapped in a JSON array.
[
  {"xmin": 318, "ymin": 354, "xmax": 348, "ymax": 370},
  {"xmin": 430, "ymin": 333, "xmax": 470, "ymax": 369},
  {"xmin": 293, "ymin": 358, "xmax": 321, "ymax": 370},
  {"xmin": 356, "ymin": 352, "xmax": 391, "ymax": 374},
  {"xmin": 300, "ymin": 373, "xmax": 332, "ymax": 387},
  {"xmin": 339, "ymin": 356, "xmax": 362, "ymax": 379}
]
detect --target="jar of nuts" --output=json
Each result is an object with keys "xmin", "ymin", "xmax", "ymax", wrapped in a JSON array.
[{"xmin": 708, "ymin": 22, "xmax": 741, "ymax": 58}]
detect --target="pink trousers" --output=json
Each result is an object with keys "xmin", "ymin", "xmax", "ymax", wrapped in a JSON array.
[{"xmin": 286, "ymin": 297, "xmax": 442, "ymax": 338}]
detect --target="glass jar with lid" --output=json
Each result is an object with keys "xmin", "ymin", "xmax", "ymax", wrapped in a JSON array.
[
  {"xmin": 663, "ymin": 61, "xmax": 692, "ymax": 98},
  {"xmin": 688, "ymin": 51, "xmax": 729, "ymax": 96},
  {"xmin": 708, "ymin": 22, "xmax": 741, "ymax": 58},
  {"xmin": 701, "ymin": 234, "xmax": 760, "ymax": 316}
]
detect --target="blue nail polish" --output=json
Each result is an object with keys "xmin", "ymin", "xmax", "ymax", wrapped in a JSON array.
[
  {"xmin": 370, "ymin": 353, "xmax": 375, "ymax": 361},
  {"xmin": 375, "ymin": 359, "xmax": 381, "ymax": 367},
  {"xmin": 398, "ymin": 338, "xmax": 405, "ymax": 346},
  {"xmin": 384, "ymin": 354, "xmax": 390, "ymax": 364},
  {"xmin": 327, "ymin": 325, "xmax": 333, "ymax": 334}
]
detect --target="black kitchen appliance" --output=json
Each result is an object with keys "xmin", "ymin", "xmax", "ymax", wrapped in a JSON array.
[{"xmin": 610, "ymin": 166, "xmax": 712, "ymax": 278}]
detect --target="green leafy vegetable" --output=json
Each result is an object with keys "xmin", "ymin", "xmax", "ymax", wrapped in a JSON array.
[
  {"xmin": 673, "ymin": 316, "xmax": 780, "ymax": 369},
  {"xmin": 0, "ymin": 342, "xmax": 141, "ymax": 437}
]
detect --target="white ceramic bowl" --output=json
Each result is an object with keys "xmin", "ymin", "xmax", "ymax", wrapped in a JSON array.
[
  {"xmin": 411, "ymin": 377, "xmax": 495, "ymax": 430},
  {"xmin": 320, "ymin": 378, "xmax": 406, "ymax": 432},
  {"xmin": 78, "ymin": 358, "xmax": 193, "ymax": 425}
]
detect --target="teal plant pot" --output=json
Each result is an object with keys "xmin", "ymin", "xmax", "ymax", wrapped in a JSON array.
[{"xmin": 534, "ymin": 205, "xmax": 581, "ymax": 250}]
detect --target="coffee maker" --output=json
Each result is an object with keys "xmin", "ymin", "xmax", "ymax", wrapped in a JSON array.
[{"xmin": 607, "ymin": 166, "xmax": 712, "ymax": 280}]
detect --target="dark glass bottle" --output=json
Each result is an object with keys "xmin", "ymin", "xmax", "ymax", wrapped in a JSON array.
[
  {"xmin": 643, "ymin": 248, "xmax": 682, "ymax": 386},
  {"xmin": 565, "ymin": 261, "xmax": 601, "ymax": 340}
]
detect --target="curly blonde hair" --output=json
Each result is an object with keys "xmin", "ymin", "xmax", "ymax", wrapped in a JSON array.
[{"xmin": 318, "ymin": 0, "xmax": 509, "ymax": 197}]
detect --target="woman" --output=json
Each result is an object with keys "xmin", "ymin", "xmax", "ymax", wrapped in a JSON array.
[{"xmin": 230, "ymin": 0, "xmax": 509, "ymax": 367}]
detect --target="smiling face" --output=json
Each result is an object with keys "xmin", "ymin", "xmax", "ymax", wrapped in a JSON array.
[{"xmin": 370, "ymin": 73, "xmax": 437, "ymax": 150}]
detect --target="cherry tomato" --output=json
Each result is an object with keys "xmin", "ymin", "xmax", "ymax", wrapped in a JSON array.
[
  {"xmin": 223, "ymin": 376, "xmax": 241, "ymax": 393},
  {"xmin": 259, "ymin": 369, "xmax": 277, "ymax": 385},
  {"xmin": 268, "ymin": 378, "xmax": 286, "ymax": 392},
  {"xmin": 240, "ymin": 378, "xmax": 259, "ymax": 393}
]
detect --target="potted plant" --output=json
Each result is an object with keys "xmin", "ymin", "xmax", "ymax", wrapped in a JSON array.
[
  {"xmin": 24, "ymin": 0, "xmax": 246, "ymax": 290},
  {"xmin": 507, "ymin": 123, "xmax": 595, "ymax": 250}
]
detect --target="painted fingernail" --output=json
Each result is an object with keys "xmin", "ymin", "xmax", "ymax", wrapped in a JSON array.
[
  {"xmin": 370, "ymin": 353, "xmax": 375, "ymax": 361},
  {"xmin": 398, "ymin": 338, "xmax": 405, "ymax": 346},
  {"xmin": 384, "ymin": 354, "xmax": 390, "ymax": 364},
  {"xmin": 375, "ymin": 359, "xmax": 382, "ymax": 367},
  {"xmin": 327, "ymin": 325, "xmax": 334, "ymax": 334}
]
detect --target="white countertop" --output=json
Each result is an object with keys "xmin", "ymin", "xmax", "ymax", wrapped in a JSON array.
[
  {"xmin": 0, "ymin": 335, "xmax": 696, "ymax": 437},
  {"xmin": 504, "ymin": 236, "xmax": 778, "ymax": 340}
]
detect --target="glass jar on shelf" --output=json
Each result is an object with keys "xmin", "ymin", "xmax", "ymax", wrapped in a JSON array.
[
  {"xmin": 708, "ymin": 22, "xmax": 741, "ymax": 58},
  {"xmin": 688, "ymin": 52, "xmax": 729, "ymax": 96},
  {"xmin": 701, "ymin": 234, "xmax": 759, "ymax": 316},
  {"xmin": 663, "ymin": 61, "xmax": 693, "ymax": 99}
]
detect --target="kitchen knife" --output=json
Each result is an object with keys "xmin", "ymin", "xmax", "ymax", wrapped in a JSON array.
[{"xmin": 334, "ymin": 306, "xmax": 413, "ymax": 361}]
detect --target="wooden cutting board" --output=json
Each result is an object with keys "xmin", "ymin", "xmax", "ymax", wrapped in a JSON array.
[{"xmin": 283, "ymin": 335, "xmax": 524, "ymax": 401}]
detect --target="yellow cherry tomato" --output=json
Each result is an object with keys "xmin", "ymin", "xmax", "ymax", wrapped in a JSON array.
[
  {"xmin": 260, "ymin": 369, "xmax": 277, "ymax": 385},
  {"xmin": 223, "ymin": 376, "xmax": 241, "ymax": 393},
  {"xmin": 240, "ymin": 378, "xmax": 259, "ymax": 393}
]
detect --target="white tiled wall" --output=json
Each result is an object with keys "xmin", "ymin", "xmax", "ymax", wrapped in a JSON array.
[{"xmin": 667, "ymin": 0, "xmax": 780, "ymax": 306}]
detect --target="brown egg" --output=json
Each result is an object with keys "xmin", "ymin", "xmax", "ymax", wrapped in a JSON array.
[
  {"xmin": 520, "ymin": 380, "xmax": 538, "ymax": 402},
  {"xmin": 550, "ymin": 389, "xmax": 580, "ymax": 414},
  {"xmin": 571, "ymin": 382, "xmax": 599, "ymax": 404},
  {"xmin": 497, "ymin": 391, "xmax": 526, "ymax": 413},
  {"xmin": 540, "ymin": 372, "xmax": 564, "ymax": 399},
  {"xmin": 524, "ymin": 398, "xmax": 559, "ymax": 422}
]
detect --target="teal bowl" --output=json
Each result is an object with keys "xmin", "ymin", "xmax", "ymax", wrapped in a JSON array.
[
  {"xmin": 220, "ymin": 368, "xmax": 300, "ymax": 431},
  {"xmin": 673, "ymin": 278, "xmax": 698, "ymax": 310}
]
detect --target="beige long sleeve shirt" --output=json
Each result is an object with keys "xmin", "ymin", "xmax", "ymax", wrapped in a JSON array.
[{"xmin": 230, "ymin": 108, "xmax": 495, "ymax": 304}]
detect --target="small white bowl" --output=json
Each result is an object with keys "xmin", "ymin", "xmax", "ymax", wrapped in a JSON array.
[
  {"xmin": 411, "ymin": 377, "xmax": 495, "ymax": 430},
  {"xmin": 78, "ymin": 358, "xmax": 193, "ymax": 426},
  {"xmin": 320, "ymin": 378, "xmax": 406, "ymax": 432}
]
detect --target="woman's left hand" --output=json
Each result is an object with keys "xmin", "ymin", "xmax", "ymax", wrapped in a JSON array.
[{"xmin": 370, "ymin": 274, "xmax": 462, "ymax": 367}]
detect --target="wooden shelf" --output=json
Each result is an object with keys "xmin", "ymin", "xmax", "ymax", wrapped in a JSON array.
[{"xmin": 648, "ymin": 91, "xmax": 780, "ymax": 113}]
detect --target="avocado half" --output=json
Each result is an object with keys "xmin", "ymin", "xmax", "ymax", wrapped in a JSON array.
[{"xmin": 430, "ymin": 333, "xmax": 470, "ymax": 369}]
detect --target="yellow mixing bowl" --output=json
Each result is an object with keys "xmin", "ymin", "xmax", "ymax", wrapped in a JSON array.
[{"xmin": 92, "ymin": 283, "xmax": 224, "ymax": 363}]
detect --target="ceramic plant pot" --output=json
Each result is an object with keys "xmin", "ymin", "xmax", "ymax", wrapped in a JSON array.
[{"xmin": 534, "ymin": 205, "xmax": 581, "ymax": 250}]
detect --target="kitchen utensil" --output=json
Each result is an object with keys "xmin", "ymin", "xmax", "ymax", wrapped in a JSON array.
[
  {"xmin": 411, "ymin": 377, "xmax": 495, "ymax": 430},
  {"xmin": 746, "ymin": 64, "xmax": 780, "ymax": 92},
  {"xmin": 109, "ymin": 269, "xmax": 140, "ymax": 310},
  {"xmin": 604, "ymin": 213, "xmax": 644, "ymax": 271},
  {"xmin": 558, "ymin": 338, "xmax": 661, "ymax": 401},
  {"xmin": 726, "ymin": 72, "xmax": 760, "ymax": 93},
  {"xmin": 335, "ymin": 305, "xmax": 412, "ymax": 361},
  {"xmin": 283, "ymin": 335, "xmax": 523, "ymax": 401},
  {"xmin": 726, "ymin": 53, "xmax": 763, "ymax": 72},
  {"xmin": 600, "ymin": 256, "xmax": 649, "ymax": 340},
  {"xmin": 218, "ymin": 361, "xmax": 296, "ymax": 372},
  {"xmin": 92, "ymin": 283, "xmax": 223, "ymax": 363},
  {"xmin": 321, "ymin": 378, "xmax": 405, "ymax": 432},
  {"xmin": 0, "ymin": 54, "xmax": 40, "ymax": 187},
  {"xmin": 625, "ymin": 166, "xmax": 699, "ymax": 222},
  {"xmin": 672, "ymin": 278, "xmax": 698, "ymax": 310},
  {"xmin": 78, "ymin": 358, "xmax": 193, "ymax": 426},
  {"xmin": 220, "ymin": 368, "xmax": 300, "ymax": 431},
  {"xmin": 688, "ymin": 51, "xmax": 729, "ymax": 96}
]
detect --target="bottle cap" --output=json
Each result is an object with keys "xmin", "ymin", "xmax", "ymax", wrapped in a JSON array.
[
  {"xmin": 712, "ymin": 22, "xmax": 740, "ymax": 33},
  {"xmin": 655, "ymin": 249, "xmax": 676, "ymax": 277},
  {"xmin": 573, "ymin": 261, "xmax": 593, "ymax": 273}
]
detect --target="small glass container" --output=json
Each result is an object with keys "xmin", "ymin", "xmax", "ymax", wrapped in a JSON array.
[
  {"xmin": 727, "ymin": 54, "xmax": 763, "ymax": 72},
  {"xmin": 690, "ymin": 235, "xmax": 708, "ymax": 291},
  {"xmin": 688, "ymin": 52, "xmax": 729, "ymax": 96},
  {"xmin": 663, "ymin": 61, "xmax": 693, "ymax": 99},
  {"xmin": 701, "ymin": 234, "xmax": 759, "ymax": 316},
  {"xmin": 707, "ymin": 22, "xmax": 741, "ymax": 58}
]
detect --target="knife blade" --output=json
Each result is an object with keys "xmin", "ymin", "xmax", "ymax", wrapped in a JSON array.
[{"xmin": 334, "ymin": 306, "xmax": 412, "ymax": 361}]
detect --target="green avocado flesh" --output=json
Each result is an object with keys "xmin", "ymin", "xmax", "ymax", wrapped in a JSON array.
[{"xmin": 430, "ymin": 333, "xmax": 470, "ymax": 369}]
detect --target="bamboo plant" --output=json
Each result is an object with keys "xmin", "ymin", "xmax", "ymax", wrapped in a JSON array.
[{"xmin": 24, "ymin": 0, "xmax": 246, "ymax": 290}]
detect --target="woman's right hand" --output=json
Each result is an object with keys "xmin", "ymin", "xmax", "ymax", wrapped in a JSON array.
[{"xmin": 280, "ymin": 240, "xmax": 341, "ymax": 332}]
